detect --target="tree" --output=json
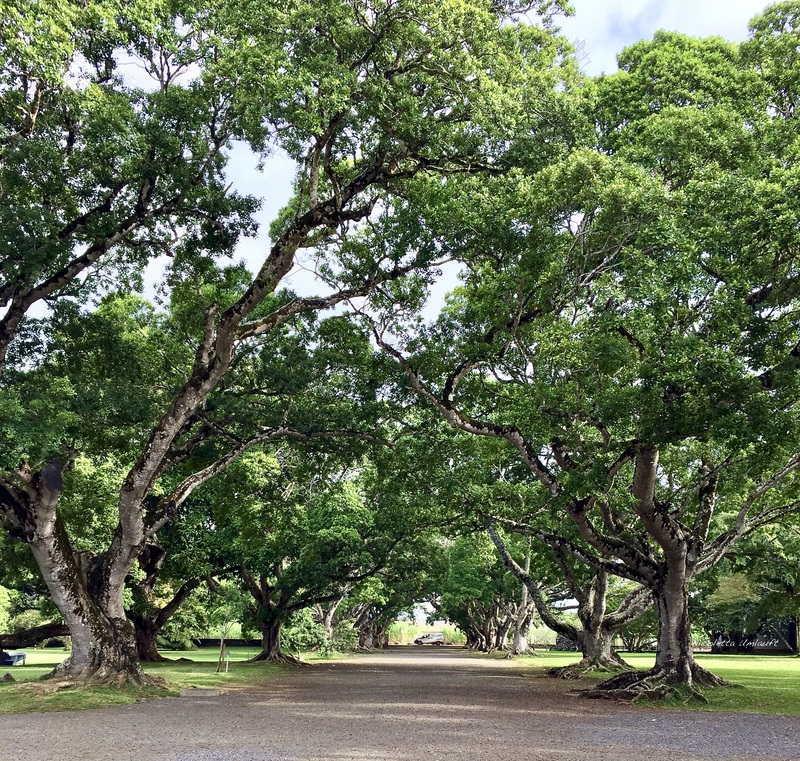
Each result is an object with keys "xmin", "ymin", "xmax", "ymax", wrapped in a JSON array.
[
  {"xmin": 1, "ymin": 0, "xmax": 564, "ymax": 683},
  {"xmin": 370, "ymin": 4, "xmax": 800, "ymax": 696},
  {"xmin": 488, "ymin": 524, "xmax": 650, "ymax": 674},
  {"xmin": 0, "ymin": 0, "xmax": 258, "ymax": 368},
  {"xmin": 424, "ymin": 532, "xmax": 523, "ymax": 651},
  {"xmin": 210, "ymin": 449, "xmax": 413, "ymax": 663},
  {"xmin": 725, "ymin": 523, "xmax": 800, "ymax": 654}
]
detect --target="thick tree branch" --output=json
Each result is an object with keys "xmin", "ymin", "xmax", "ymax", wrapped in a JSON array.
[
  {"xmin": 487, "ymin": 524, "xmax": 578, "ymax": 641},
  {"xmin": 0, "ymin": 622, "xmax": 69, "ymax": 649}
]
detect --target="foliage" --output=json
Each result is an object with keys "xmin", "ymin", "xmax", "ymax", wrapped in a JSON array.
[
  {"xmin": 281, "ymin": 609, "xmax": 329, "ymax": 655},
  {"xmin": 0, "ymin": 584, "xmax": 10, "ymax": 632},
  {"xmin": 618, "ymin": 607, "xmax": 659, "ymax": 652},
  {"xmin": 364, "ymin": 2, "xmax": 800, "ymax": 686}
]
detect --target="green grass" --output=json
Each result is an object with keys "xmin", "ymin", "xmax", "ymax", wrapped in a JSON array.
[
  {"xmin": 515, "ymin": 650, "xmax": 800, "ymax": 715},
  {"xmin": 0, "ymin": 647, "xmax": 283, "ymax": 715}
]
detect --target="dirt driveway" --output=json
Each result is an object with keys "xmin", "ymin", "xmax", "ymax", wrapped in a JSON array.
[{"xmin": 1, "ymin": 648, "xmax": 797, "ymax": 761}]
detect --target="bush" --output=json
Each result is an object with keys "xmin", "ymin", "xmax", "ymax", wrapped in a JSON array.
[
  {"xmin": 388, "ymin": 620, "xmax": 422, "ymax": 644},
  {"xmin": 441, "ymin": 626, "xmax": 466, "ymax": 646},
  {"xmin": 282, "ymin": 609, "xmax": 328, "ymax": 654},
  {"xmin": 0, "ymin": 586, "xmax": 10, "ymax": 632},
  {"xmin": 331, "ymin": 620, "xmax": 359, "ymax": 652}
]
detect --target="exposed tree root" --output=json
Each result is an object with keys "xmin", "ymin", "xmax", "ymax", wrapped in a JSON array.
[
  {"xmin": 509, "ymin": 647, "xmax": 541, "ymax": 658},
  {"xmin": 246, "ymin": 651, "xmax": 309, "ymax": 667},
  {"xmin": 582, "ymin": 663, "xmax": 732, "ymax": 703},
  {"xmin": 42, "ymin": 661, "xmax": 165, "ymax": 688},
  {"xmin": 138, "ymin": 652, "xmax": 170, "ymax": 663},
  {"xmin": 549, "ymin": 653, "xmax": 630, "ymax": 679}
]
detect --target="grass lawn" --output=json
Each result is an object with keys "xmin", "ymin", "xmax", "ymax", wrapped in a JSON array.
[
  {"xmin": 515, "ymin": 650, "xmax": 800, "ymax": 715},
  {"xmin": 0, "ymin": 646, "xmax": 284, "ymax": 715}
]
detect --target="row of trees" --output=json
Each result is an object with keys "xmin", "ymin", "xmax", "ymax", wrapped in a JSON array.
[{"xmin": 2, "ymin": 0, "xmax": 800, "ymax": 698}]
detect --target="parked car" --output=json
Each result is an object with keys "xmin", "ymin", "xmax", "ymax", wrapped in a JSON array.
[{"xmin": 414, "ymin": 632, "xmax": 444, "ymax": 646}]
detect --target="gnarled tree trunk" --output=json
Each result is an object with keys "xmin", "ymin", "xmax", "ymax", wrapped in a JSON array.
[
  {"xmin": 652, "ymin": 566, "xmax": 694, "ymax": 681},
  {"xmin": 488, "ymin": 526, "xmax": 648, "ymax": 676},
  {"xmin": 130, "ymin": 615, "xmax": 165, "ymax": 663},
  {"xmin": 126, "ymin": 548, "xmax": 202, "ymax": 663},
  {"xmin": 15, "ymin": 476, "xmax": 152, "ymax": 684}
]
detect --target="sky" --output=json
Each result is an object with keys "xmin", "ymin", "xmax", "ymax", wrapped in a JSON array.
[
  {"xmin": 559, "ymin": 0, "xmax": 769, "ymax": 76},
  {"xmin": 144, "ymin": 0, "xmax": 774, "ymax": 308}
]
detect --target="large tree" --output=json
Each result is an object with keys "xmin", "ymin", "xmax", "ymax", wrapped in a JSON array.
[
  {"xmin": 0, "ymin": 0, "xmax": 569, "ymax": 683},
  {"xmin": 488, "ymin": 523, "xmax": 650, "ymax": 674},
  {"xmin": 370, "ymin": 3, "xmax": 800, "ymax": 696}
]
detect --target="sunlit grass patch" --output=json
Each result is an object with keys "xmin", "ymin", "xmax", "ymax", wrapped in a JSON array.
[
  {"xmin": 516, "ymin": 650, "xmax": 800, "ymax": 714},
  {"xmin": 0, "ymin": 647, "xmax": 283, "ymax": 715}
]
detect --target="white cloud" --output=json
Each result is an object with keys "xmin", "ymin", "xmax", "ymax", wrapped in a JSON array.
[{"xmin": 559, "ymin": 0, "xmax": 770, "ymax": 75}]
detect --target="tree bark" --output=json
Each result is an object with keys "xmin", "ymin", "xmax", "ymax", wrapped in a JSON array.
[
  {"xmin": 580, "ymin": 621, "xmax": 627, "ymax": 670},
  {"xmin": 17, "ymin": 483, "xmax": 153, "ymax": 684},
  {"xmin": 652, "ymin": 568, "xmax": 694, "ymax": 681},
  {"xmin": 510, "ymin": 607, "xmax": 534, "ymax": 656},
  {"xmin": 250, "ymin": 616, "xmax": 285, "ymax": 662},
  {"xmin": 130, "ymin": 615, "xmax": 167, "ymax": 663}
]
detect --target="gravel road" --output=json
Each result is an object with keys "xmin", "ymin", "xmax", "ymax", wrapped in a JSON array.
[{"xmin": 1, "ymin": 648, "xmax": 797, "ymax": 761}]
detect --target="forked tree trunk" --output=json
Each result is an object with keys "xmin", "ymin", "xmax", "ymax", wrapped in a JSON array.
[
  {"xmin": 590, "ymin": 562, "xmax": 725, "ymax": 699},
  {"xmin": 495, "ymin": 617, "xmax": 512, "ymax": 650},
  {"xmin": 26, "ymin": 507, "xmax": 151, "ymax": 684},
  {"xmin": 580, "ymin": 622, "xmax": 627, "ymax": 670},
  {"xmin": 510, "ymin": 539, "xmax": 534, "ymax": 656},
  {"xmin": 127, "ymin": 570, "xmax": 200, "ymax": 663},
  {"xmin": 322, "ymin": 603, "xmax": 339, "ymax": 643},
  {"xmin": 567, "ymin": 571, "xmax": 631, "ymax": 674},
  {"xmin": 488, "ymin": 527, "xmax": 636, "ymax": 675},
  {"xmin": 511, "ymin": 628, "xmax": 528, "ymax": 655}
]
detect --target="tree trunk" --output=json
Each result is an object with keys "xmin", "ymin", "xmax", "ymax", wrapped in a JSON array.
[
  {"xmin": 50, "ymin": 615, "xmax": 145, "ymax": 683},
  {"xmin": 510, "ymin": 594, "xmax": 535, "ymax": 656},
  {"xmin": 579, "ymin": 623, "xmax": 626, "ymax": 670},
  {"xmin": 323, "ymin": 605, "xmax": 337, "ymax": 643},
  {"xmin": 650, "ymin": 566, "xmax": 717, "ymax": 684},
  {"xmin": 495, "ymin": 617, "xmax": 512, "ymax": 650},
  {"xmin": 509, "ymin": 538, "xmax": 534, "ymax": 656},
  {"xmin": 131, "ymin": 615, "xmax": 167, "ymax": 663},
  {"xmin": 249, "ymin": 616, "xmax": 286, "ymax": 662},
  {"xmin": 360, "ymin": 628, "xmax": 375, "ymax": 649},
  {"xmin": 589, "ymin": 564, "xmax": 726, "ymax": 699},
  {"xmin": 26, "ymin": 509, "xmax": 152, "ymax": 684}
]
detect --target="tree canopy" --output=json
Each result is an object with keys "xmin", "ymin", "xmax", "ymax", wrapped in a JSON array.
[{"xmin": 1, "ymin": 0, "xmax": 799, "ymax": 700}]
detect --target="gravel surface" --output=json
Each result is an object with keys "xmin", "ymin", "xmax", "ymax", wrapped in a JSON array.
[{"xmin": 1, "ymin": 648, "xmax": 798, "ymax": 761}]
